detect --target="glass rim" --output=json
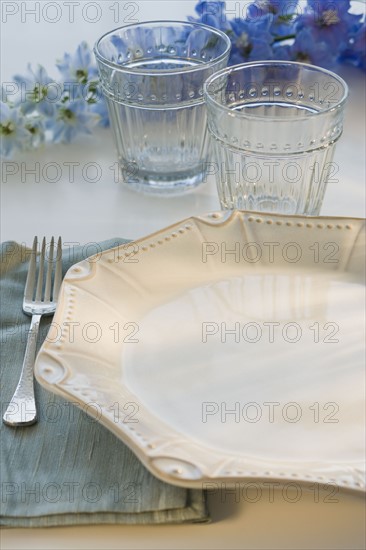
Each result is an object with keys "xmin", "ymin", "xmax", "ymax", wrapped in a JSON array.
[
  {"xmin": 94, "ymin": 20, "xmax": 232, "ymax": 75},
  {"xmin": 203, "ymin": 61, "xmax": 349, "ymax": 121}
]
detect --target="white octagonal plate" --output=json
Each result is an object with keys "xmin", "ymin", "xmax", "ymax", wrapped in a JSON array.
[{"xmin": 35, "ymin": 211, "xmax": 366, "ymax": 491}]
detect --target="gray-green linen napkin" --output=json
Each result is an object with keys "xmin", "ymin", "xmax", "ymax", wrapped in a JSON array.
[{"xmin": 0, "ymin": 240, "xmax": 209, "ymax": 527}]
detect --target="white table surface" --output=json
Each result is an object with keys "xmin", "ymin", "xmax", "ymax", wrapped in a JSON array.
[{"xmin": 1, "ymin": 2, "xmax": 365, "ymax": 548}]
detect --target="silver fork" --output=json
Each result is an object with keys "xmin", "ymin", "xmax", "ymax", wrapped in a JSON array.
[{"xmin": 3, "ymin": 236, "xmax": 62, "ymax": 427}]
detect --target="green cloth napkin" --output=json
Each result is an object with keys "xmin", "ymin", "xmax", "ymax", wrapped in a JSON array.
[{"xmin": 0, "ymin": 240, "xmax": 209, "ymax": 527}]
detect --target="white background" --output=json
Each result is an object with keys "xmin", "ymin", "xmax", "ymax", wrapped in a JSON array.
[{"xmin": 1, "ymin": 1, "xmax": 365, "ymax": 548}]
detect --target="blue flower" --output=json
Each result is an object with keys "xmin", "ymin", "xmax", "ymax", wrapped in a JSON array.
[
  {"xmin": 190, "ymin": 0, "xmax": 365, "ymax": 71},
  {"xmin": 0, "ymin": 102, "xmax": 30, "ymax": 158},
  {"xmin": 352, "ymin": 23, "xmax": 366, "ymax": 69},
  {"xmin": 195, "ymin": 1, "xmax": 224, "ymax": 16},
  {"xmin": 248, "ymin": 0, "xmax": 298, "ymax": 18},
  {"xmin": 271, "ymin": 43, "xmax": 292, "ymax": 60},
  {"xmin": 267, "ymin": 1, "xmax": 299, "ymax": 38},
  {"xmin": 13, "ymin": 64, "xmax": 56, "ymax": 117},
  {"xmin": 49, "ymin": 99, "xmax": 99, "ymax": 143},
  {"xmin": 296, "ymin": 0, "xmax": 363, "ymax": 51},
  {"xmin": 56, "ymin": 41, "xmax": 98, "ymax": 84},
  {"xmin": 341, "ymin": 22, "xmax": 366, "ymax": 69},
  {"xmin": 190, "ymin": 1, "xmax": 232, "ymax": 32},
  {"xmin": 25, "ymin": 116, "xmax": 46, "ymax": 149},
  {"xmin": 290, "ymin": 27, "xmax": 338, "ymax": 68},
  {"xmin": 230, "ymin": 14, "xmax": 274, "ymax": 63},
  {"xmin": 90, "ymin": 94, "xmax": 110, "ymax": 128}
]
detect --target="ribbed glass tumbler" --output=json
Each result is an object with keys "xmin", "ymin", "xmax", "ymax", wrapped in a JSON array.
[
  {"xmin": 94, "ymin": 21, "xmax": 231, "ymax": 194},
  {"xmin": 204, "ymin": 62, "xmax": 348, "ymax": 215}
]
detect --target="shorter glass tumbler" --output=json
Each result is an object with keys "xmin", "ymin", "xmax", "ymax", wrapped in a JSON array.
[
  {"xmin": 94, "ymin": 21, "xmax": 231, "ymax": 194},
  {"xmin": 204, "ymin": 61, "xmax": 348, "ymax": 215}
]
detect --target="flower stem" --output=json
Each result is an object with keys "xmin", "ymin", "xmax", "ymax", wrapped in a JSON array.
[{"xmin": 273, "ymin": 34, "xmax": 296, "ymax": 43}]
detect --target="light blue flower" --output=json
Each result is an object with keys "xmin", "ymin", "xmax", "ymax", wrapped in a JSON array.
[
  {"xmin": 0, "ymin": 102, "xmax": 30, "ymax": 157},
  {"xmin": 90, "ymin": 95, "xmax": 110, "ymax": 128},
  {"xmin": 25, "ymin": 116, "xmax": 46, "ymax": 149},
  {"xmin": 13, "ymin": 64, "xmax": 57, "ymax": 117},
  {"xmin": 49, "ymin": 99, "xmax": 99, "ymax": 143},
  {"xmin": 56, "ymin": 41, "xmax": 98, "ymax": 84}
]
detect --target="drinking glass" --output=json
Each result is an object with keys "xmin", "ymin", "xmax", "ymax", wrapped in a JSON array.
[
  {"xmin": 94, "ymin": 21, "xmax": 231, "ymax": 194},
  {"xmin": 204, "ymin": 61, "xmax": 348, "ymax": 215}
]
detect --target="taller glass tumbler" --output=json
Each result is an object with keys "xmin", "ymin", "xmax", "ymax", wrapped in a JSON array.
[
  {"xmin": 204, "ymin": 62, "xmax": 348, "ymax": 215},
  {"xmin": 94, "ymin": 21, "xmax": 231, "ymax": 194}
]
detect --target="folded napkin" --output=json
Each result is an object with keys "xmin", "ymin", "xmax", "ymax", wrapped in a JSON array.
[{"xmin": 0, "ymin": 240, "xmax": 209, "ymax": 527}]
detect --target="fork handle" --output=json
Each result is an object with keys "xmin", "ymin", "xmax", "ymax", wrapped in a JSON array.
[{"xmin": 3, "ymin": 314, "xmax": 41, "ymax": 427}]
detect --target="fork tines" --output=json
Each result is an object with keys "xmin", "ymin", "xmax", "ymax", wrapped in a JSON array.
[{"xmin": 26, "ymin": 237, "xmax": 62, "ymax": 303}]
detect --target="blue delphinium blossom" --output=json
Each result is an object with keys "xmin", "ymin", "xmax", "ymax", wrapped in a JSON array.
[
  {"xmin": 49, "ymin": 99, "xmax": 99, "ymax": 143},
  {"xmin": 56, "ymin": 42, "xmax": 100, "ymax": 105},
  {"xmin": 289, "ymin": 27, "xmax": 338, "ymax": 68},
  {"xmin": 13, "ymin": 64, "xmax": 56, "ymax": 117},
  {"xmin": 230, "ymin": 13, "xmax": 274, "ymax": 63},
  {"xmin": 340, "ymin": 21, "xmax": 366, "ymax": 69},
  {"xmin": 90, "ymin": 94, "xmax": 110, "ymax": 128},
  {"xmin": 0, "ymin": 102, "xmax": 30, "ymax": 157},
  {"xmin": 55, "ymin": 42, "xmax": 108, "ymax": 134},
  {"xmin": 25, "ymin": 116, "xmax": 46, "ymax": 149},
  {"xmin": 265, "ymin": 0, "xmax": 299, "ymax": 38},
  {"xmin": 189, "ymin": 1, "xmax": 232, "ymax": 32},
  {"xmin": 191, "ymin": 0, "xmax": 366, "ymax": 70},
  {"xmin": 248, "ymin": 0, "xmax": 299, "ymax": 31},
  {"xmin": 350, "ymin": 23, "xmax": 366, "ymax": 69},
  {"xmin": 56, "ymin": 41, "xmax": 98, "ymax": 84},
  {"xmin": 354, "ymin": 24, "xmax": 366, "ymax": 69},
  {"xmin": 195, "ymin": 0, "xmax": 225, "ymax": 17},
  {"xmin": 297, "ymin": 0, "xmax": 363, "ymax": 51}
]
